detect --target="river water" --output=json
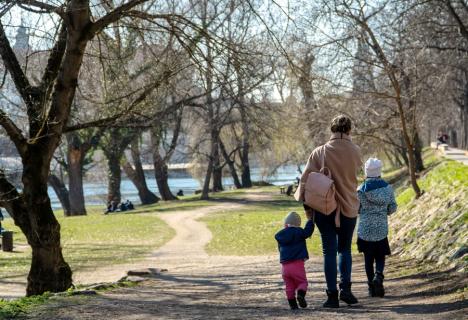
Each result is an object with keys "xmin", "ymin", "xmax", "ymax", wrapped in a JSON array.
[{"xmin": 47, "ymin": 166, "xmax": 300, "ymax": 210}]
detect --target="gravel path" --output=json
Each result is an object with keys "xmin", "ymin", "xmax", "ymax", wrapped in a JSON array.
[{"xmin": 21, "ymin": 197, "xmax": 467, "ymax": 320}]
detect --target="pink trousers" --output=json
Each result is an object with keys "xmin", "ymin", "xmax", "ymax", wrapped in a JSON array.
[{"xmin": 281, "ymin": 260, "xmax": 308, "ymax": 299}]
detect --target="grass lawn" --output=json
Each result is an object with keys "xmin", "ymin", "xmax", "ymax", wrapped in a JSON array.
[
  {"xmin": 201, "ymin": 192, "xmax": 358, "ymax": 256},
  {"xmin": 201, "ymin": 150, "xmax": 447, "ymax": 257},
  {"xmin": 396, "ymin": 157, "xmax": 467, "ymax": 207},
  {"xmin": 0, "ymin": 197, "xmax": 218, "ymax": 280}
]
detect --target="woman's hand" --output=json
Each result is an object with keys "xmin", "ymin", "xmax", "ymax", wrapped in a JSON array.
[{"xmin": 305, "ymin": 208, "xmax": 314, "ymax": 221}]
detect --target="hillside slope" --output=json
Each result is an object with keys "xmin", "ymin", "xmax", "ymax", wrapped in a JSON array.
[{"xmin": 390, "ymin": 158, "xmax": 467, "ymax": 272}]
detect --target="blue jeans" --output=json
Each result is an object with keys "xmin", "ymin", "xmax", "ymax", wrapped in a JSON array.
[{"xmin": 315, "ymin": 211, "xmax": 356, "ymax": 291}]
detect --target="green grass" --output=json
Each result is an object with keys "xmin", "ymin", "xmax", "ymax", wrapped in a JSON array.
[
  {"xmin": 0, "ymin": 200, "xmax": 201, "ymax": 279},
  {"xmin": 397, "ymin": 158, "xmax": 468, "ymax": 207},
  {"xmin": 202, "ymin": 150, "xmax": 454, "ymax": 257},
  {"xmin": 0, "ymin": 293, "xmax": 52, "ymax": 319},
  {"xmin": 0, "ymin": 279, "xmax": 141, "ymax": 319},
  {"xmin": 201, "ymin": 193, "xmax": 358, "ymax": 256}
]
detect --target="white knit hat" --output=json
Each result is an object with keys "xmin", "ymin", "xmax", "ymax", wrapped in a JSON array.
[
  {"xmin": 365, "ymin": 158, "xmax": 383, "ymax": 178},
  {"xmin": 284, "ymin": 211, "xmax": 301, "ymax": 227}
]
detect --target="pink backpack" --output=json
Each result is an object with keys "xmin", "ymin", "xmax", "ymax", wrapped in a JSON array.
[{"xmin": 303, "ymin": 146, "xmax": 337, "ymax": 215}]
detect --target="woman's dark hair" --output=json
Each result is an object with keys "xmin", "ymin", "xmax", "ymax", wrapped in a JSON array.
[{"xmin": 330, "ymin": 115, "xmax": 352, "ymax": 134}]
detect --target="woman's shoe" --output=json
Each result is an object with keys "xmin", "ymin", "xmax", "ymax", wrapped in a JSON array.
[
  {"xmin": 323, "ymin": 289, "xmax": 339, "ymax": 308},
  {"xmin": 339, "ymin": 282, "xmax": 359, "ymax": 305},
  {"xmin": 373, "ymin": 272, "xmax": 385, "ymax": 298},
  {"xmin": 288, "ymin": 298, "xmax": 299, "ymax": 310},
  {"xmin": 297, "ymin": 290, "xmax": 307, "ymax": 308}
]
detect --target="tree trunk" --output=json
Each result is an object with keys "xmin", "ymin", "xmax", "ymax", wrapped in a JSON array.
[
  {"xmin": 48, "ymin": 174, "xmax": 71, "ymax": 216},
  {"xmin": 219, "ymin": 139, "xmax": 242, "ymax": 189},
  {"xmin": 150, "ymin": 126, "xmax": 177, "ymax": 201},
  {"xmin": 413, "ymin": 132, "xmax": 425, "ymax": 172},
  {"xmin": 383, "ymin": 148, "xmax": 397, "ymax": 168},
  {"xmin": 201, "ymin": 153, "xmax": 214, "ymax": 200},
  {"xmin": 107, "ymin": 153, "xmax": 122, "ymax": 203},
  {"xmin": 122, "ymin": 139, "xmax": 159, "ymax": 204},
  {"xmin": 212, "ymin": 135, "xmax": 223, "ymax": 192},
  {"xmin": 239, "ymin": 105, "xmax": 252, "ymax": 188},
  {"xmin": 464, "ymin": 106, "xmax": 468, "ymax": 149},
  {"xmin": 463, "ymin": 80, "xmax": 468, "ymax": 149},
  {"xmin": 450, "ymin": 128, "xmax": 458, "ymax": 148},
  {"xmin": 153, "ymin": 158, "xmax": 177, "ymax": 201},
  {"xmin": 102, "ymin": 129, "xmax": 138, "ymax": 204},
  {"xmin": 122, "ymin": 160, "xmax": 159, "ymax": 204},
  {"xmin": 358, "ymin": 17, "xmax": 421, "ymax": 197},
  {"xmin": 23, "ymin": 151, "xmax": 72, "ymax": 296},
  {"xmin": 67, "ymin": 147, "xmax": 86, "ymax": 216}
]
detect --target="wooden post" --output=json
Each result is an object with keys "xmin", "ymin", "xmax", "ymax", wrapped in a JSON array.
[{"xmin": 2, "ymin": 231, "xmax": 13, "ymax": 252}]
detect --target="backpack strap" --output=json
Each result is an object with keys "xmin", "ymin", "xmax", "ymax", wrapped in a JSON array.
[
  {"xmin": 321, "ymin": 145, "xmax": 325, "ymax": 170},
  {"xmin": 321, "ymin": 144, "xmax": 331, "ymax": 177}
]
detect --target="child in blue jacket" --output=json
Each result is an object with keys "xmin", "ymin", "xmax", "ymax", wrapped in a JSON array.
[
  {"xmin": 357, "ymin": 158, "xmax": 397, "ymax": 298},
  {"xmin": 275, "ymin": 210, "xmax": 314, "ymax": 310}
]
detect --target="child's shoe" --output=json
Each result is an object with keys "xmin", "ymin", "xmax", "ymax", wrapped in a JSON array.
[
  {"xmin": 373, "ymin": 272, "xmax": 385, "ymax": 297},
  {"xmin": 297, "ymin": 290, "xmax": 307, "ymax": 308},
  {"xmin": 367, "ymin": 281, "xmax": 376, "ymax": 297},
  {"xmin": 323, "ymin": 289, "xmax": 339, "ymax": 308},
  {"xmin": 288, "ymin": 298, "xmax": 299, "ymax": 310}
]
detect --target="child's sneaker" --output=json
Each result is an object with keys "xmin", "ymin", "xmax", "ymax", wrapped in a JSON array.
[
  {"xmin": 368, "ymin": 281, "xmax": 376, "ymax": 297},
  {"xmin": 297, "ymin": 290, "xmax": 307, "ymax": 308},
  {"xmin": 288, "ymin": 299, "xmax": 299, "ymax": 310}
]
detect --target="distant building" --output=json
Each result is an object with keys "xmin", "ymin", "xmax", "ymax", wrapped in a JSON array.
[
  {"xmin": 13, "ymin": 19, "xmax": 30, "ymax": 57},
  {"xmin": 352, "ymin": 35, "xmax": 376, "ymax": 96}
]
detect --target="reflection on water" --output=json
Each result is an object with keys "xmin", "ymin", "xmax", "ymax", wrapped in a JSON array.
[{"xmin": 47, "ymin": 166, "xmax": 301, "ymax": 209}]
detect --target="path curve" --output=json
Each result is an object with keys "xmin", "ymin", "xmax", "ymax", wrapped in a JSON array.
[
  {"xmin": 0, "ymin": 202, "xmax": 245, "ymax": 299},
  {"xmin": 73, "ymin": 202, "xmax": 245, "ymax": 285},
  {"xmin": 154, "ymin": 204, "xmax": 241, "ymax": 260}
]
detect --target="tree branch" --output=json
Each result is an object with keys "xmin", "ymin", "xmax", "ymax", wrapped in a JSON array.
[
  {"xmin": 90, "ymin": 0, "xmax": 148, "ymax": 35},
  {"xmin": 0, "ymin": 21, "xmax": 35, "ymax": 108},
  {"xmin": 163, "ymin": 107, "xmax": 183, "ymax": 162},
  {"xmin": 0, "ymin": 109, "xmax": 27, "ymax": 156},
  {"xmin": 16, "ymin": 0, "xmax": 63, "ymax": 15},
  {"xmin": 40, "ymin": 22, "xmax": 67, "ymax": 100}
]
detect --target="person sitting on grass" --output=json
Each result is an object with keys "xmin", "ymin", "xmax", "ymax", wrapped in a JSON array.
[
  {"xmin": 275, "ymin": 210, "xmax": 314, "ymax": 310},
  {"xmin": 357, "ymin": 158, "xmax": 397, "ymax": 298},
  {"xmin": 104, "ymin": 200, "xmax": 118, "ymax": 214}
]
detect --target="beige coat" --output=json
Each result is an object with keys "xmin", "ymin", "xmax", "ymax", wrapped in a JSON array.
[{"xmin": 295, "ymin": 133, "xmax": 362, "ymax": 219}]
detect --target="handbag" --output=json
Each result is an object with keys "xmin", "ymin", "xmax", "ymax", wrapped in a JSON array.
[{"xmin": 303, "ymin": 145, "xmax": 337, "ymax": 215}]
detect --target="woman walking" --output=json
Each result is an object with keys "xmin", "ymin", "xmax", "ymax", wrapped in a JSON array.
[{"xmin": 295, "ymin": 115, "xmax": 362, "ymax": 308}]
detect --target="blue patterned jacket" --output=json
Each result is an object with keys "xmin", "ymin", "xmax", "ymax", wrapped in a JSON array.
[{"xmin": 357, "ymin": 178, "xmax": 397, "ymax": 242}]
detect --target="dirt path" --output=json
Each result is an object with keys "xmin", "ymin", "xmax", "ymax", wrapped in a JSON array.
[
  {"xmin": 20, "ymin": 197, "xmax": 467, "ymax": 319},
  {"xmin": 74, "ymin": 203, "xmax": 245, "ymax": 285},
  {"xmin": 0, "ymin": 203, "xmax": 244, "ymax": 300}
]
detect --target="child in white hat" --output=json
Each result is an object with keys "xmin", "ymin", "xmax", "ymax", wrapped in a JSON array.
[
  {"xmin": 357, "ymin": 158, "xmax": 397, "ymax": 298},
  {"xmin": 275, "ymin": 210, "xmax": 314, "ymax": 310}
]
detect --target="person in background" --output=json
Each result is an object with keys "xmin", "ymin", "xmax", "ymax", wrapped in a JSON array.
[
  {"xmin": 437, "ymin": 131, "xmax": 449, "ymax": 146},
  {"xmin": 357, "ymin": 158, "xmax": 397, "ymax": 298},
  {"xmin": 125, "ymin": 200, "xmax": 134, "ymax": 210}
]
